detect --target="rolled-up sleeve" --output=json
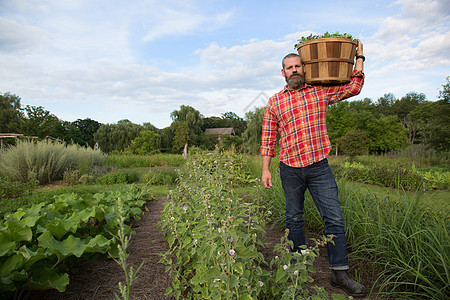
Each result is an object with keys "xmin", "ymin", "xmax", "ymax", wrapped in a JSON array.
[
  {"xmin": 327, "ymin": 70, "xmax": 365, "ymax": 105},
  {"xmin": 260, "ymin": 102, "xmax": 278, "ymax": 157}
]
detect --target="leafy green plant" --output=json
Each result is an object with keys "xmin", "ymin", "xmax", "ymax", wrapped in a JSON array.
[
  {"xmin": 294, "ymin": 31, "xmax": 355, "ymax": 48},
  {"xmin": 269, "ymin": 230, "xmax": 337, "ymax": 299},
  {"xmin": 0, "ymin": 186, "xmax": 146, "ymax": 298}
]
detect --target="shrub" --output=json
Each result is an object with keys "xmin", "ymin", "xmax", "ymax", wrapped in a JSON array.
[
  {"xmin": 0, "ymin": 140, "xmax": 105, "ymax": 185},
  {"xmin": 96, "ymin": 171, "xmax": 139, "ymax": 185},
  {"xmin": 0, "ymin": 176, "xmax": 38, "ymax": 198},
  {"xmin": 63, "ymin": 169, "xmax": 95, "ymax": 186}
]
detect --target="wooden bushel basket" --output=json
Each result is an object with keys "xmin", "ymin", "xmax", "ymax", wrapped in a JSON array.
[{"xmin": 297, "ymin": 37, "xmax": 357, "ymax": 84}]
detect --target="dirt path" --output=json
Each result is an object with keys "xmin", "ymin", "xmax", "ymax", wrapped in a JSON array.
[{"xmin": 30, "ymin": 196, "xmax": 370, "ymax": 300}]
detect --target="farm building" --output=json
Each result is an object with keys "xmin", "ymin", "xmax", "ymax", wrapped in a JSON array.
[{"xmin": 204, "ymin": 127, "xmax": 236, "ymax": 141}]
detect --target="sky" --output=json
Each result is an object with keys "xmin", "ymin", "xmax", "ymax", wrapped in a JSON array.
[{"xmin": 1, "ymin": 0, "xmax": 449, "ymax": 129}]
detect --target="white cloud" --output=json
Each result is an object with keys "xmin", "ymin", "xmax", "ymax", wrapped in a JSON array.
[
  {"xmin": 370, "ymin": 0, "xmax": 450, "ymax": 70},
  {"xmin": 142, "ymin": 8, "xmax": 233, "ymax": 41},
  {"xmin": 0, "ymin": 17, "xmax": 50, "ymax": 53}
]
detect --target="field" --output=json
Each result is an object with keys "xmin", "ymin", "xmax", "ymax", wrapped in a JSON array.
[{"xmin": 0, "ymin": 143, "xmax": 449, "ymax": 299}]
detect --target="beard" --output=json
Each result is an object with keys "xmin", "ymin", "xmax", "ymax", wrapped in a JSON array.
[{"xmin": 286, "ymin": 74, "xmax": 305, "ymax": 90}]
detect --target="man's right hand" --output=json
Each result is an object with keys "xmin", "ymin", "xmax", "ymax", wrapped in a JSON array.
[{"xmin": 262, "ymin": 170, "xmax": 273, "ymax": 189}]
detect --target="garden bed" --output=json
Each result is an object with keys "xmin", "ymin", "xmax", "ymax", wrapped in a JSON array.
[{"xmin": 29, "ymin": 196, "xmax": 365, "ymax": 299}]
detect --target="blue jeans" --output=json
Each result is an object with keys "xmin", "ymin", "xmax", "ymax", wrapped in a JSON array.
[{"xmin": 279, "ymin": 158, "xmax": 349, "ymax": 270}]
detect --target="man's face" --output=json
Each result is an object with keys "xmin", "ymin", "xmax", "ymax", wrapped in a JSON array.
[{"xmin": 282, "ymin": 56, "xmax": 305, "ymax": 90}]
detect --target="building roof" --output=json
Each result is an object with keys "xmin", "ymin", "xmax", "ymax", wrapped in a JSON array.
[{"xmin": 204, "ymin": 128, "xmax": 235, "ymax": 135}]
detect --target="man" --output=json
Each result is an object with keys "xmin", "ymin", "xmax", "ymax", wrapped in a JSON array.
[{"xmin": 261, "ymin": 40, "xmax": 367, "ymax": 298}]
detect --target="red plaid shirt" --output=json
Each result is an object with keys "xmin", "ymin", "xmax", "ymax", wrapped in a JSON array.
[{"xmin": 261, "ymin": 70, "xmax": 364, "ymax": 167}]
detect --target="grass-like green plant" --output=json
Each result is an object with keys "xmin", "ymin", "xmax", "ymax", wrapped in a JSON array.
[
  {"xmin": 104, "ymin": 154, "xmax": 185, "ymax": 169},
  {"xmin": 260, "ymin": 166, "xmax": 449, "ymax": 299},
  {"xmin": 0, "ymin": 140, "xmax": 105, "ymax": 185},
  {"xmin": 333, "ymin": 162, "xmax": 428, "ymax": 190},
  {"xmin": 389, "ymin": 144, "xmax": 450, "ymax": 169},
  {"xmin": 142, "ymin": 167, "xmax": 178, "ymax": 185},
  {"xmin": 339, "ymin": 183, "xmax": 449, "ymax": 299}
]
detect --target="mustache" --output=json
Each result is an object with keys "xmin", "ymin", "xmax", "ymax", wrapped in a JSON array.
[{"xmin": 289, "ymin": 73, "xmax": 303, "ymax": 78}]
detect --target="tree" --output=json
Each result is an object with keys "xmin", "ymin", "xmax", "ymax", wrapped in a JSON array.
[
  {"xmin": 338, "ymin": 130, "xmax": 370, "ymax": 158},
  {"xmin": 160, "ymin": 126, "xmax": 174, "ymax": 152},
  {"xmin": 392, "ymin": 91, "xmax": 426, "ymax": 120},
  {"xmin": 438, "ymin": 76, "xmax": 450, "ymax": 104},
  {"xmin": 126, "ymin": 130, "xmax": 161, "ymax": 155},
  {"xmin": 172, "ymin": 121, "xmax": 190, "ymax": 152},
  {"xmin": 327, "ymin": 100, "xmax": 375, "ymax": 153},
  {"xmin": 375, "ymin": 93, "xmax": 396, "ymax": 117},
  {"xmin": 94, "ymin": 120, "xmax": 143, "ymax": 153},
  {"xmin": 142, "ymin": 122, "xmax": 161, "ymax": 133},
  {"xmin": 221, "ymin": 111, "xmax": 247, "ymax": 136},
  {"xmin": 170, "ymin": 105, "xmax": 203, "ymax": 146},
  {"xmin": 242, "ymin": 107, "xmax": 265, "ymax": 155},
  {"xmin": 219, "ymin": 135, "xmax": 244, "ymax": 152},
  {"xmin": 411, "ymin": 99, "xmax": 450, "ymax": 151},
  {"xmin": 94, "ymin": 124, "xmax": 114, "ymax": 153},
  {"xmin": 21, "ymin": 105, "xmax": 64, "ymax": 139},
  {"xmin": 0, "ymin": 92, "xmax": 23, "ymax": 133},
  {"xmin": 367, "ymin": 115, "xmax": 407, "ymax": 154},
  {"xmin": 65, "ymin": 118, "xmax": 101, "ymax": 147},
  {"xmin": 202, "ymin": 116, "xmax": 227, "ymax": 131},
  {"xmin": 327, "ymin": 101, "xmax": 356, "ymax": 150}
]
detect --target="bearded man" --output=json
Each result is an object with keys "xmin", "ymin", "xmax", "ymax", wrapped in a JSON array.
[{"xmin": 261, "ymin": 41, "xmax": 367, "ymax": 298}]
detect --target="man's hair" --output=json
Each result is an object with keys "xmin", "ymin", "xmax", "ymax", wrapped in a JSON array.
[{"xmin": 282, "ymin": 53, "xmax": 301, "ymax": 69}]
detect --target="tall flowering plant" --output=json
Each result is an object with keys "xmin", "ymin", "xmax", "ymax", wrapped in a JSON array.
[{"xmin": 159, "ymin": 150, "xmax": 343, "ymax": 299}]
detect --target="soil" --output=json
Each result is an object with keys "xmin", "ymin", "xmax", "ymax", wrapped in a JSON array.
[{"xmin": 29, "ymin": 196, "xmax": 375, "ymax": 300}]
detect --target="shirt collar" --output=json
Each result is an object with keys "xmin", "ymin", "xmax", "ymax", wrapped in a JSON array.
[{"xmin": 282, "ymin": 83, "xmax": 311, "ymax": 93}]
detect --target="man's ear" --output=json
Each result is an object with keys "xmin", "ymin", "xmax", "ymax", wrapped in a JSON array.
[{"xmin": 281, "ymin": 68, "xmax": 286, "ymax": 78}]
